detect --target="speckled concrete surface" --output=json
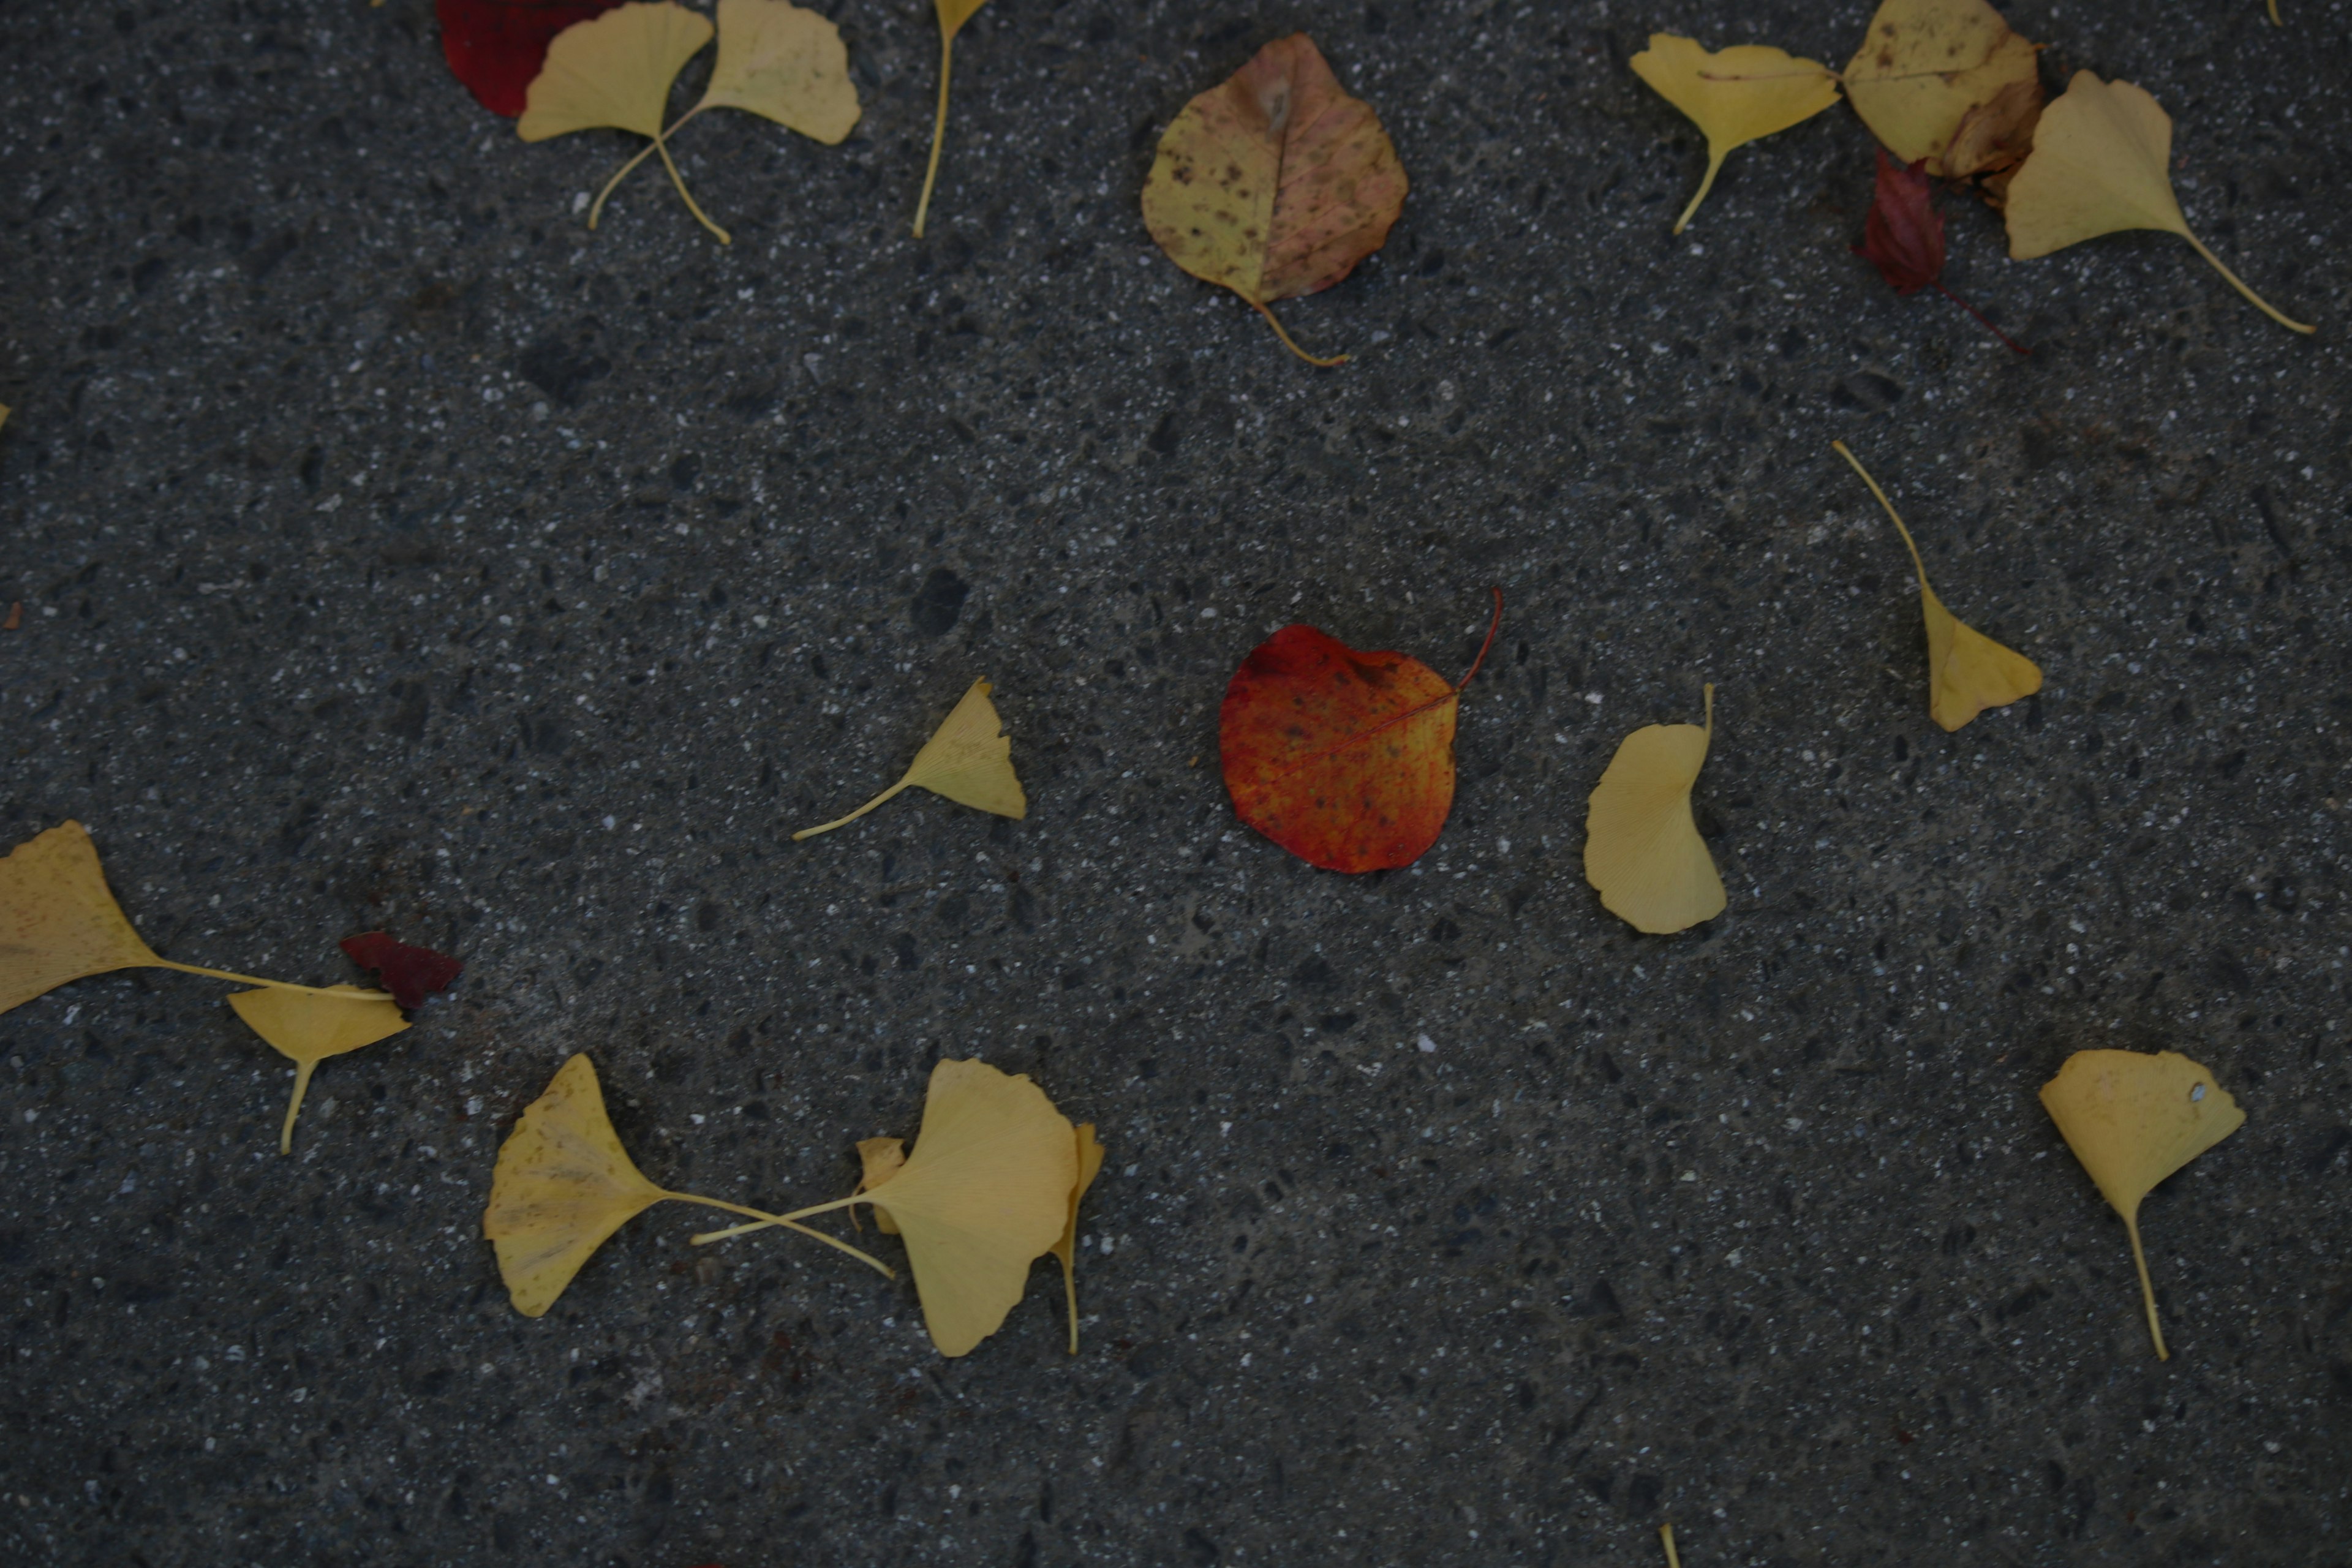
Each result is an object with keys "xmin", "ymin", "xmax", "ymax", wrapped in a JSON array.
[{"xmin": 3, "ymin": 1, "xmax": 2349, "ymax": 1564}]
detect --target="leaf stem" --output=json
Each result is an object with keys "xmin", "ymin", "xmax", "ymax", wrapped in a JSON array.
[
  {"xmin": 1455, "ymin": 586, "xmax": 1504, "ymax": 690},
  {"xmin": 1673, "ymin": 148, "xmax": 1726, "ymax": 235},
  {"xmin": 913, "ymin": 31, "xmax": 954, "ymax": 238},
  {"xmin": 1701, "ymin": 681, "xmax": 1715, "ymax": 741},
  {"xmin": 1932, "ymin": 281, "xmax": 2030, "ymax": 355},
  {"xmin": 1063, "ymin": 1258, "xmax": 1080, "ymax": 1356},
  {"xmin": 280, "ymin": 1058, "xmax": 318, "ymax": 1156},
  {"xmin": 653, "ymin": 134, "xmax": 731, "ymax": 246},
  {"xmin": 2178, "ymin": 230, "xmax": 2313, "ymax": 334},
  {"xmin": 793, "ymin": 777, "xmax": 913, "ymax": 841},
  {"xmin": 689, "ymin": 1191, "xmax": 866, "ymax": 1245},
  {"xmin": 2267, "ymin": 0, "xmax": 2282, "ymax": 24},
  {"xmin": 591, "ymin": 105, "xmax": 707, "ymax": 232},
  {"xmin": 1830, "ymin": 440, "xmax": 1933, "ymax": 595},
  {"xmin": 664, "ymin": 1192, "xmax": 893, "ymax": 1278},
  {"xmin": 1660, "ymin": 1521, "xmax": 1683, "ymax": 1568},
  {"xmin": 149, "ymin": 960, "xmax": 385, "ymax": 1001},
  {"xmin": 1246, "ymin": 298, "xmax": 1347, "ymax": 366},
  {"xmin": 2125, "ymin": 1213, "xmax": 2168, "ymax": 1360}
]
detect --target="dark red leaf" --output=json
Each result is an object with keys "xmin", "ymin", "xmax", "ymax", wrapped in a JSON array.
[
  {"xmin": 341, "ymin": 932, "xmax": 464, "ymax": 1011},
  {"xmin": 1852, "ymin": 149, "xmax": 1944, "ymax": 295},
  {"xmin": 436, "ymin": 0, "xmax": 627, "ymax": 118}
]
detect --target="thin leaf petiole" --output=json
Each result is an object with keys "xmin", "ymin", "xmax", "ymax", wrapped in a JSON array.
[
  {"xmin": 1673, "ymin": 149, "xmax": 1727, "ymax": 235},
  {"xmin": 652, "ymin": 135, "xmax": 731, "ymax": 245},
  {"xmin": 590, "ymin": 105, "xmax": 709, "ymax": 231},
  {"xmin": 913, "ymin": 32, "xmax": 955, "ymax": 238},
  {"xmin": 2179, "ymin": 230, "xmax": 2313, "ymax": 334},
  {"xmin": 793, "ymin": 778, "xmax": 912, "ymax": 841},
  {"xmin": 281, "ymin": 1059, "xmax": 318, "ymax": 1156},
  {"xmin": 2125, "ymin": 1214, "xmax": 2169, "ymax": 1360},
  {"xmin": 666, "ymin": 1192, "xmax": 893, "ymax": 1278},
  {"xmin": 150, "ymin": 959, "xmax": 385, "ymax": 1001},
  {"xmin": 1246, "ymin": 298, "xmax": 1348, "ymax": 366}
]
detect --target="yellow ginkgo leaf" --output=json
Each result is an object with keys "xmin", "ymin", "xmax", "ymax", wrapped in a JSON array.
[
  {"xmin": 694, "ymin": 1058, "xmax": 1079, "ymax": 1357},
  {"xmin": 2040, "ymin": 1049, "xmax": 2244, "ymax": 1360},
  {"xmin": 794, "ymin": 677, "xmax": 1027, "ymax": 840},
  {"xmin": 1833, "ymin": 442, "xmax": 2041, "ymax": 731},
  {"xmin": 913, "ymin": 0, "xmax": 993, "ymax": 237},
  {"xmin": 1629, "ymin": 36, "xmax": 1841, "ymax": 234},
  {"xmin": 700, "ymin": 0, "xmax": 859, "ymax": 141},
  {"xmin": 1843, "ymin": 0, "xmax": 2043, "ymax": 179},
  {"xmin": 0, "ymin": 820, "xmax": 162, "ymax": 1013},
  {"xmin": 2005, "ymin": 72, "xmax": 2313, "ymax": 334},
  {"xmin": 483, "ymin": 1054, "xmax": 888, "ymax": 1318},
  {"xmin": 228, "ymin": 986, "xmax": 409, "ymax": 1155},
  {"xmin": 1052, "ymin": 1123, "xmax": 1107, "ymax": 1354},
  {"xmin": 1584, "ymin": 685, "xmax": 1726, "ymax": 935},
  {"xmin": 520, "ymin": 2, "xmax": 733, "ymax": 244},
  {"xmin": 854, "ymin": 1134, "xmax": 907, "ymax": 1234}
]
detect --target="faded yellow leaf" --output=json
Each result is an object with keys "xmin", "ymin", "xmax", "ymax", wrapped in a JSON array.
[
  {"xmin": 2005, "ymin": 72, "xmax": 2312, "ymax": 333},
  {"xmin": 1833, "ymin": 441, "xmax": 2041, "ymax": 731},
  {"xmin": 521, "ymin": 2, "xmax": 732, "ymax": 244},
  {"xmin": 2040, "ymin": 1049, "xmax": 2244, "ymax": 1359},
  {"xmin": 1053, "ymin": 1123, "xmax": 1107, "ymax": 1354},
  {"xmin": 228, "ymin": 986, "xmax": 409, "ymax": 1155},
  {"xmin": 1844, "ymin": 0, "xmax": 2042, "ymax": 179},
  {"xmin": 1584, "ymin": 686, "xmax": 1726, "ymax": 935},
  {"xmin": 912, "ymin": 0, "xmax": 994, "ymax": 236},
  {"xmin": 484, "ymin": 1054, "xmax": 887, "ymax": 1318},
  {"xmin": 0, "ymin": 820, "xmax": 162, "ymax": 1014},
  {"xmin": 795, "ymin": 677, "xmax": 1026, "ymax": 840},
  {"xmin": 1629, "ymin": 35, "xmax": 1840, "ymax": 233},
  {"xmin": 698, "ymin": 0, "xmax": 860, "ymax": 143}
]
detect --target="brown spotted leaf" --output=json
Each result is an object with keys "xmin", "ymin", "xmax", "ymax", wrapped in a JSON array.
[{"xmin": 1140, "ymin": 34, "xmax": 1407, "ymax": 365}]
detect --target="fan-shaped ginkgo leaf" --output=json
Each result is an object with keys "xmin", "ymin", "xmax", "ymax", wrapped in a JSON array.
[
  {"xmin": 1843, "ymin": 0, "xmax": 2042, "ymax": 180},
  {"xmin": 2004, "ymin": 72, "xmax": 2312, "ymax": 334},
  {"xmin": 484, "ymin": 1054, "xmax": 886, "ymax": 1318},
  {"xmin": 794, "ymin": 678, "xmax": 1026, "ymax": 840},
  {"xmin": 1833, "ymin": 441, "xmax": 2041, "ymax": 730},
  {"xmin": 1584, "ymin": 686, "xmax": 1726, "ymax": 935},
  {"xmin": 519, "ymin": 2, "xmax": 733, "ymax": 243},
  {"xmin": 228, "ymin": 986, "xmax": 410, "ymax": 1155},
  {"xmin": 0, "ymin": 820, "xmax": 162, "ymax": 1013},
  {"xmin": 1629, "ymin": 36, "xmax": 1840, "ymax": 234},
  {"xmin": 1052, "ymin": 1123, "xmax": 1106, "ymax": 1354},
  {"xmin": 2040, "ymin": 1049, "xmax": 2244, "ymax": 1359},
  {"xmin": 694, "ymin": 1058, "xmax": 1079, "ymax": 1357}
]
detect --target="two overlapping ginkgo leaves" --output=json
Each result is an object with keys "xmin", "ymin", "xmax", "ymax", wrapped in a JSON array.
[
  {"xmin": 518, "ymin": 0, "xmax": 861, "ymax": 244},
  {"xmin": 484, "ymin": 1054, "xmax": 1104, "ymax": 1357},
  {"xmin": 0, "ymin": 821, "xmax": 461, "ymax": 1152}
]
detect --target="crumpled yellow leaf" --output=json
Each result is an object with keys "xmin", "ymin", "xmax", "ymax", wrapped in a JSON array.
[
  {"xmin": 912, "ymin": 0, "xmax": 993, "ymax": 237},
  {"xmin": 1833, "ymin": 441, "xmax": 2041, "ymax": 731},
  {"xmin": 2040, "ymin": 1049, "xmax": 2244, "ymax": 1360},
  {"xmin": 794, "ymin": 677, "xmax": 1026, "ymax": 840},
  {"xmin": 1584, "ymin": 686, "xmax": 1726, "ymax": 935},
  {"xmin": 698, "ymin": 0, "xmax": 859, "ymax": 142},
  {"xmin": 1844, "ymin": 0, "xmax": 2043, "ymax": 179},
  {"xmin": 1629, "ymin": 36, "xmax": 1840, "ymax": 234},
  {"xmin": 228, "ymin": 986, "xmax": 409, "ymax": 1155},
  {"xmin": 1052, "ymin": 1123, "xmax": 1106, "ymax": 1354},
  {"xmin": 521, "ymin": 2, "xmax": 734, "ymax": 244},
  {"xmin": 854, "ymin": 1134, "xmax": 907, "ymax": 1234},
  {"xmin": 484, "ymin": 1054, "xmax": 887, "ymax": 1319},
  {"xmin": 2005, "ymin": 72, "xmax": 2313, "ymax": 334},
  {"xmin": 0, "ymin": 820, "xmax": 162, "ymax": 1013}
]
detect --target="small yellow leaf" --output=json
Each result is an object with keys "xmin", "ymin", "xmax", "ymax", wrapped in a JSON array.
[
  {"xmin": 1843, "ymin": 0, "xmax": 2042, "ymax": 179},
  {"xmin": 1629, "ymin": 36, "xmax": 1841, "ymax": 234},
  {"xmin": 854, "ymin": 1134, "xmax": 907, "ymax": 1234},
  {"xmin": 1052, "ymin": 1123, "xmax": 1107, "ymax": 1354},
  {"xmin": 912, "ymin": 0, "xmax": 994, "ymax": 236},
  {"xmin": 2040, "ymin": 1049, "xmax": 2244, "ymax": 1360},
  {"xmin": 795, "ymin": 677, "xmax": 1026, "ymax": 840},
  {"xmin": 862, "ymin": 1058, "xmax": 1079, "ymax": 1357},
  {"xmin": 228, "ymin": 986, "xmax": 409, "ymax": 1155},
  {"xmin": 2005, "ymin": 72, "xmax": 2313, "ymax": 333},
  {"xmin": 698, "ymin": 0, "xmax": 861, "ymax": 144},
  {"xmin": 522, "ymin": 2, "xmax": 731, "ymax": 244},
  {"xmin": 0, "ymin": 820, "xmax": 162, "ymax": 1014},
  {"xmin": 1833, "ymin": 442, "xmax": 2041, "ymax": 731},
  {"xmin": 1584, "ymin": 686, "xmax": 1726, "ymax": 935}
]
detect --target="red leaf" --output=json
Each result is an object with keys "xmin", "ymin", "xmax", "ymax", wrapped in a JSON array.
[
  {"xmin": 1218, "ymin": 592, "xmax": 1499, "ymax": 873},
  {"xmin": 341, "ymin": 932, "xmax": 464, "ymax": 1011},
  {"xmin": 436, "ymin": 0, "xmax": 627, "ymax": 118},
  {"xmin": 1853, "ymin": 149, "xmax": 1945, "ymax": 295}
]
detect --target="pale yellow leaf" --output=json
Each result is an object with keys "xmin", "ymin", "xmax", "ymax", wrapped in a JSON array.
[
  {"xmin": 0, "ymin": 820, "xmax": 161, "ymax": 1014},
  {"xmin": 1844, "ymin": 0, "xmax": 2042, "ymax": 178},
  {"xmin": 795, "ymin": 677, "xmax": 1026, "ymax": 839},
  {"xmin": 518, "ymin": 2, "xmax": 712, "ymax": 141},
  {"xmin": 2040, "ymin": 1049, "xmax": 2244, "ymax": 1359},
  {"xmin": 699, "ymin": 0, "xmax": 861, "ymax": 145},
  {"xmin": 2005, "ymin": 72, "xmax": 2312, "ymax": 333},
  {"xmin": 228, "ymin": 986, "xmax": 409, "ymax": 1154},
  {"xmin": 1629, "ymin": 36, "xmax": 1840, "ymax": 233},
  {"xmin": 1583, "ymin": 687, "xmax": 1725, "ymax": 935}
]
